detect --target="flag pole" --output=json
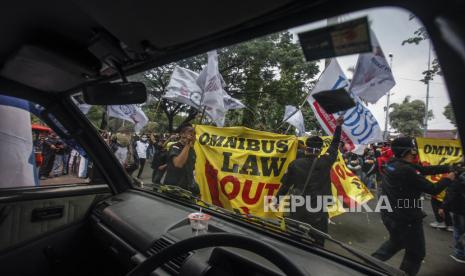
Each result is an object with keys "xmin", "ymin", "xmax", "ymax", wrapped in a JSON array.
[
  {"xmin": 284, "ymin": 124, "xmax": 292, "ymax": 135},
  {"xmin": 199, "ymin": 106, "xmax": 207, "ymax": 124},
  {"xmin": 153, "ymin": 98, "xmax": 163, "ymax": 114},
  {"xmin": 276, "ymin": 59, "xmax": 333, "ymax": 132},
  {"xmin": 276, "ymin": 94, "xmax": 309, "ymax": 131}
]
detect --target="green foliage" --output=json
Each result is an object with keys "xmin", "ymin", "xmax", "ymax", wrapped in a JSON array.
[
  {"xmin": 86, "ymin": 106, "xmax": 104, "ymax": 128},
  {"xmin": 443, "ymin": 103, "xmax": 456, "ymax": 126},
  {"xmin": 31, "ymin": 114, "xmax": 42, "ymax": 124},
  {"xmin": 141, "ymin": 122, "xmax": 158, "ymax": 133},
  {"xmin": 389, "ymin": 96, "xmax": 433, "ymax": 136},
  {"xmin": 132, "ymin": 31, "xmax": 321, "ymax": 134},
  {"xmin": 401, "ymin": 18, "xmax": 441, "ymax": 83}
]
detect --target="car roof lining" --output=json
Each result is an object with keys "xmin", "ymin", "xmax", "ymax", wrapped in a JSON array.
[{"xmin": 0, "ymin": 0, "xmax": 432, "ymax": 93}]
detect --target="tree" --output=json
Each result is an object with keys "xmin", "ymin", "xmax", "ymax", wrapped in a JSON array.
[
  {"xmin": 389, "ymin": 96, "xmax": 433, "ymax": 136},
  {"xmin": 133, "ymin": 61, "xmax": 203, "ymax": 133},
  {"xmin": 217, "ymin": 32, "xmax": 320, "ymax": 131},
  {"xmin": 443, "ymin": 103, "xmax": 456, "ymax": 127},
  {"xmin": 402, "ymin": 16, "xmax": 441, "ymax": 83},
  {"xmin": 133, "ymin": 31, "xmax": 321, "ymax": 133}
]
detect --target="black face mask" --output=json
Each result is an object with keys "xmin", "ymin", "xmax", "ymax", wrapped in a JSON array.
[{"xmin": 306, "ymin": 147, "xmax": 321, "ymax": 155}]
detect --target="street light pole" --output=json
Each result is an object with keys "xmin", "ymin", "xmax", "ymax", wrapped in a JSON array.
[
  {"xmin": 384, "ymin": 53, "xmax": 393, "ymax": 140},
  {"xmin": 423, "ymin": 42, "xmax": 432, "ymax": 137}
]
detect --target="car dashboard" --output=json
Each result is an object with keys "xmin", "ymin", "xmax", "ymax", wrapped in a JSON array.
[{"xmin": 90, "ymin": 190, "xmax": 382, "ymax": 276}]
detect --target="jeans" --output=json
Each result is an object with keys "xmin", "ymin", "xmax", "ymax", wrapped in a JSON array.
[
  {"xmin": 51, "ymin": 154, "xmax": 64, "ymax": 176},
  {"xmin": 78, "ymin": 157, "xmax": 88, "ymax": 178},
  {"xmin": 372, "ymin": 216, "xmax": 425, "ymax": 276},
  {"xmin": 137, "ymin": 158, "xmax": 146, "ymax": 178},
  {"xmin": 62, "ymin": 153, "xmax": 70, "ymax": 174},
  {"xmin": 39, "ymin": 152, "xmax": 55, "ymax": 177},
  {"xmin": 431, "ymin": 197, "xmax": 452, "ymax": 226},
  {"xmin": 452, "ymin": 213, "xmax": 465, "ymax": 258}
]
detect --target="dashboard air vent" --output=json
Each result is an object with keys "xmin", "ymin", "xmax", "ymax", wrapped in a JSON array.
[{"xmin": 147, "ymin": 237, "xmax": 191, "ymax": 274}]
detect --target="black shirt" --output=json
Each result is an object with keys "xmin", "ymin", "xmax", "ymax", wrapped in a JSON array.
[
  {"xmin": 442, "ymin": 178, "xmax": 465, "ymax": 215},
  {"xmin": 380, "ymin": 159, "xmax": 452, "ymax": 222},
  {"xmin": 277, "ymin": 126, "xmax": 342, "ymax": 209},
  {"xmin": 164, "ymin": 142, "xmax": 197, "ymax": 192}
]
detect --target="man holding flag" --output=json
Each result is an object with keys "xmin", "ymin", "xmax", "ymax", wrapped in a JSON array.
[{"xmin": 277, "ymin": 116, "xmax": 343, "ymax": 245}]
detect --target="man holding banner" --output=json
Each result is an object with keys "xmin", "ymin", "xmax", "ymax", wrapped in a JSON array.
[{"xmin": 277, "ymin": 116, "xmax": 343, "ymax": 245}]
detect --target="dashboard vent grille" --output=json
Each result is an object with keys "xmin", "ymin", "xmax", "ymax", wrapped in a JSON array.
[
  {"xmin": 93, "ymin": 198, "xmax": 123, "ymax": 218},
  {"xmin": 147, "ymin": 237, "xmax": 191, "ymax": 274},
  {"xmin": 93, "ymin": 201, "xmax": 110, "ymax": 218}
]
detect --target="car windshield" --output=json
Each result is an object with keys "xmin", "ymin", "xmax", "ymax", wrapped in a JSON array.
[{"xmin": 72, "ymin": 6, "xmax": 463, "ymax": 275}]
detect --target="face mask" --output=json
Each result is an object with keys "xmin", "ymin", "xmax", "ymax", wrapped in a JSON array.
[
  {"xmin": 306, "ymin": 147, "xmax": 321, "ymax": 155},
  {"xmin": 141, "ymin": 137, "xmax": 147, "ymax": 141}
]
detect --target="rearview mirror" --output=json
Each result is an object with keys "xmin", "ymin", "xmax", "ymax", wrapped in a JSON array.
[{"xmin": 83, "ymin": 82, "xmax": 147, "ymax": 105}]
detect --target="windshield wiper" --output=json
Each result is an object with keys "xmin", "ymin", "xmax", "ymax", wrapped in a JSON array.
[
  {"xmin": 153, "ymin": 184, "xmax": 234, "ymax": 214},
  {"xmin": 152, "ymin": 185, "xmax": 396, "ymax": 274},
  {"xmin": 283, "ymin": 218, "xmax": 398, "ymax": 274},
  {"xmin": 153, "ymin": 185, "xmax": 284, "ymax": 225}
]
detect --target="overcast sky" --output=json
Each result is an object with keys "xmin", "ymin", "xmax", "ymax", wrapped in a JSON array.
[{"xmin": 291, "ymin": 6, "xmax": 454, "ymax": 132}]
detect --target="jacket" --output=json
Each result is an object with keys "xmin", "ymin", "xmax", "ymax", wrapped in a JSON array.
[
  {"xmin": 380, "ymin": 159, "xmax": 452, "ymax": 222},
  {"xmin": 277, "ymin": 125, "xmax": 341, "ymax": 209},
  {"xmin": 442, "ymin": 177, "xmax": 465, "ymax": 215}
]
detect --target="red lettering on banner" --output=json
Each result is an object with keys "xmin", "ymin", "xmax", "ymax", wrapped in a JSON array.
[
  {"xmin": 220, "ymin": 175, "xmax": 241, "ymax": 200},
  {"xmin": 205, "ymin": 161, "xmax": 223, "ymax": 207},
  {"xmin": 264, "ymin": 183, "xmax": 280, "ymax": 198},
  {"xmin": 242, "ymin": 180, "xmax": 265, "ymax": 205},
  {"xmin": 344, "ymin": 166, "xmax": 356, "ymax": 177},
  {"xmin": 204, "ymin": 161, "xmax": 283, "ymax": 209},
  {"xmin": 330, "ymin": 166, "xmax": 353, "ymax": 207},
  {"xmin": 335, "ymin": 164, "xmax": 346, "ymax": 180}
]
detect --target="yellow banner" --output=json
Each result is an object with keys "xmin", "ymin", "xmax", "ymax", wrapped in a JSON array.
[
  {"xmin": 194, "ymin": 125, "xmax": 373, "ymax": 218},
  {"xmin": 320, "ymin": 136, "xmax": 374, "ymax": 217},
  {"xmin": 194, "ymin": 125, "xmax": 297, "ymax": 218},
  {"xmin": 416, "ymin": 137, "xmax": 463, "ymax": 201}
]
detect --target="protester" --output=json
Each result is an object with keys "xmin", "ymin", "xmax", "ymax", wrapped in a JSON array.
[
  {"xmin": 371, "ymin": 137, "xmax": 456, "ymax": 276},
  {"xmin": 39, "ymin": 133, "xmax": 57, "ymax": 180},
  {"xmin": 296, "ymin": 140, "xmax": 306, "ymax": 159},
  {"xmin": 135, "ymin": 134, "xmax": 150, "ymax": 179},
  {"xmin": 430, "ymin": 196, "xmax": 454, "ymax": 231},
  {"xmin": 151, "ymin": 137, "xmax": 168, "ymax": 184},
  {"xmin": 51, "ymin": 137, "xmax": 67, "ymax": 177},
  {"xmin": 362, "ymin": 148, "xmax": 377, "ymax": 189},
  {"xmin": 111, "ymin": 132, "xmax": 139, "ymax": 175},
  {"xmin": 277, "ymin": 116, "xmax": 343, "ymax": 246},
  {"xmin": 161, "ymin": 124, "xmax": 198, "ymax": 194},
  {"xmin": 440, "ymin": 166, "xmax": 465, "ymax": 263},
  {"xmin": 347, "ymin": 152, "xmax": 363, "ymax": 179}
]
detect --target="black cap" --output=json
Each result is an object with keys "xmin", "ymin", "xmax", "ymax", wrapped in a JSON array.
[
  {"xmin": 391, "ymin": 137, "xmax": 416, "ymax": 157},
  {"xmin": 312, "ymin": 88, "xmax": 356, "ymax": 114},
  {"xmin": 306, "ymin": 136, "xmax": 324, "ymax": 149}
]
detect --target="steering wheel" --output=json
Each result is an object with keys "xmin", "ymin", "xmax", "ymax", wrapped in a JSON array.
[{"xmin": 126, "ymin": 233, "xmax": 307, "ymax": 276}]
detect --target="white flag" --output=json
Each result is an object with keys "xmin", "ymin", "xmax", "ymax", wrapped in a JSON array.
[
  {"xmin": 307, "ymin": 59, "xmax": 383, "ymax": 151},
  {"xmin": 350, "ymin": 31, "xmax": 396, "ymax": 103},
  {"xmin": 107, "ymin": 104, "xmax": 148, "ymax": 132},
  {"xmin": 283, "ymin": 105, "xmax": 306, "ymax": 136},
  {"xmin": 223, "ymin": 92, "xmax": 246, "ymax": 110},
  {"xmin": 163, "ymin": 66, "xmax": 203, "ymax": 109},
  {"xmin": 0, "ymin": 105, "xmax": 37, "ymax": 188},
  {"xmin": 198, "ymin": 51, "xmax": 227, "ymax": 126}
]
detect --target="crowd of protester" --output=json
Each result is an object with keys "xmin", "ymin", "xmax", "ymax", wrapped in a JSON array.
[
  {"xmin": 338, "ymin": 140, "xmax": 465, "ymax": 267},
  {"xmin": 34, "ymin": 132, "xmax": 88, "ymax": 180}
]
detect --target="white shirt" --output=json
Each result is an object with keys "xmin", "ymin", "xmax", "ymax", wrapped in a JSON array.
[{"xmin": 136, "ymin": 140, "xmax": 149, "ymax": 159}]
